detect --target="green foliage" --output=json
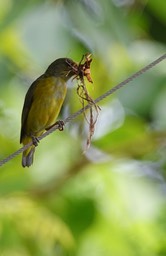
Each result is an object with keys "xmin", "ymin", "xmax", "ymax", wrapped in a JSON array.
[{"xmin": 0, "ymin": 0, "xmax": 166, "ymax": 255}]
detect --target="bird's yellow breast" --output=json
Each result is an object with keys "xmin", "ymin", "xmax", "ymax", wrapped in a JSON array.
[{"xmin": 26, "ymin": 76, "xmax": 67, "ymax": 136}]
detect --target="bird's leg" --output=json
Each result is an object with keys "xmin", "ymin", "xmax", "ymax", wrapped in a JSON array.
[
  {"xmin": 31, "ymin": 135, "xmax": 40, "ymax": 147},
  {"xmin": 46, "ymin": 120, "xmax": 65, "ymax": 131}
]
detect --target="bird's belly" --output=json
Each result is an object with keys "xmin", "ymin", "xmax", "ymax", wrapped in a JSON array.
[{"xmin": 26, "ymin": 83, "xmax": 66, "ymax": 136}]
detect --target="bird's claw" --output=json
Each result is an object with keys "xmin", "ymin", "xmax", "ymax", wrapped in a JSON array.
[
  {"xmin": 31, "ymin": 136, "xmax": 39, "ymax": 147},
  {"xmin": 46, "ymin": 120, "xmax": 65, "ymax": 131},
  {"xmin": 55, "ymin": 120, "xmax": 65, "ymax": 131}
]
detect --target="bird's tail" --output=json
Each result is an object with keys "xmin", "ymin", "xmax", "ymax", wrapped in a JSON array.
[{"xmin": 22, "ymin": 146, "xmax": 35, "ymax": 167}]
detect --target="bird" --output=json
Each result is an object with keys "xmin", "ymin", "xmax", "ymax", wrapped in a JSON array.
[{"xmin": 20, "ymin": 58, "xmax": 77, "ymax": 167}]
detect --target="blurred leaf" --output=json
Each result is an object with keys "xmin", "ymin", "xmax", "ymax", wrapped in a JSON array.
[
  {"xmin": 94, "ymin": 115, "xmax": 157, "ymax": 158},
  {"xmin": 148, "ymin": 0, "xmax": 166, "ymax": 23},
  {"xmin": 0, "ymin": 196, "xmax": 75, "ymax": 255}
]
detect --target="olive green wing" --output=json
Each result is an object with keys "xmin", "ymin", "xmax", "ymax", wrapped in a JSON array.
[{"xmin": 20, "ymin": 75, "xmax": 44, "ymax": 143}]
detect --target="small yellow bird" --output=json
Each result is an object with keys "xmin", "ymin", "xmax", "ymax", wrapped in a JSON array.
[{"xmin": 20, "ymin": 58, "xmax": 76, "ymax": 167}]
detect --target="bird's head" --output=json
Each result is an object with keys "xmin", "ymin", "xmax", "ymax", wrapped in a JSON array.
[{"xmin": 45, "ymin": 58, "xmax": 77, "ymax": 81}]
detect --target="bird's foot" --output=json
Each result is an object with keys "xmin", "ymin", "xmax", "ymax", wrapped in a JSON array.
[
  {"xmin": 56, "ymin": 120, "xmax": 65, "ymax": 131},
  {"xmin": 31, "ymin": 136, "xmax": 39, "ymax": 147},
  {"xmin": 46, "ymin": 120, "xmax": 65, "ymax": 131}
]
